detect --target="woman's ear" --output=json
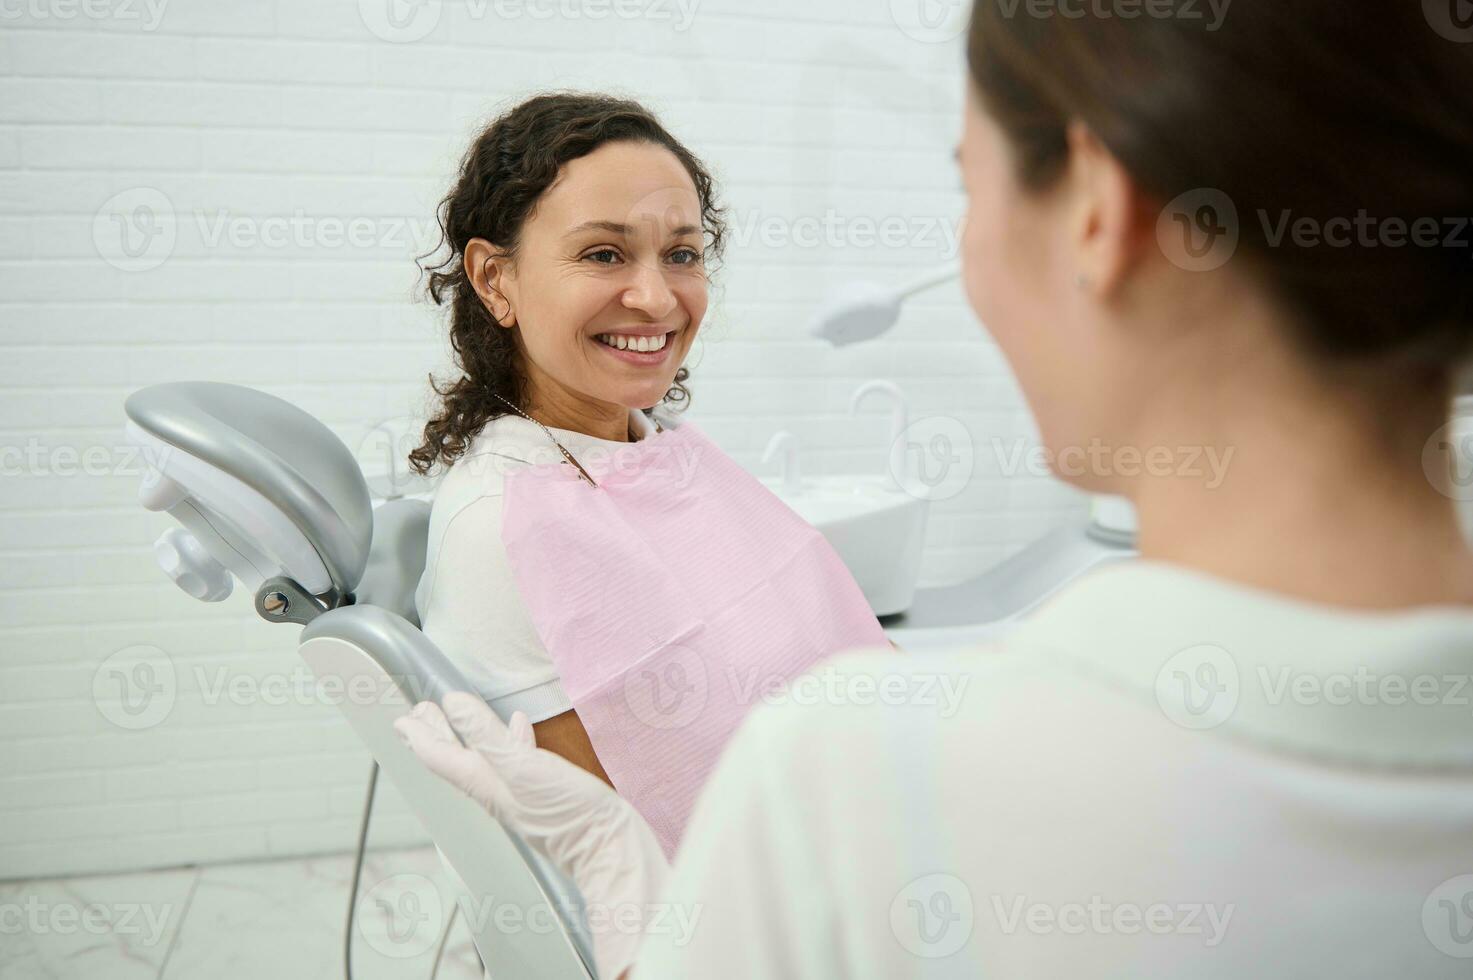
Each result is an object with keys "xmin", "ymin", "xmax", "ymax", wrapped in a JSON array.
[
  {"xmin": 1065, "ymin": 120, "xmax": 1150, "ymax": 296},
  {"xmin": 464, "ymin": 238, "xmax": 517, "ymax": 328}
]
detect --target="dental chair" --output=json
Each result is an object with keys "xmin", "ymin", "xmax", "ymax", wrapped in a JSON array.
[{"xmin": 124, "ymin": 382, "xmax": 597, "ymax": 980}]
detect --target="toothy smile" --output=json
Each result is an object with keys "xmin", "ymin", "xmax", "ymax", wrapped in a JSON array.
[{"xmin": 596, "ymin": 332, "xmax": 671, "ymax": 352}]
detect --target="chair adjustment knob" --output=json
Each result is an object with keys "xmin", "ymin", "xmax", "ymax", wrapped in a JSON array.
[{"xmin": 155, "ymin": 526, "xmax": 233, "ymax": 602}]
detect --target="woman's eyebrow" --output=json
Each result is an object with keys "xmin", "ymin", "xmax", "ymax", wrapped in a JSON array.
[
  {"xmin": 564, "ymin": 220, "xmax": 701, "ymax": 238},
  {"xmin": 565, "ymin": 220, "xmax": 629, "ymax": 237}
]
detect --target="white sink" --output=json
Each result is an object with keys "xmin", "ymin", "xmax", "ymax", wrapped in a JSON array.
[{"xmin": 761, "ymin": 474, "xmax": 930, "ymax": 617}]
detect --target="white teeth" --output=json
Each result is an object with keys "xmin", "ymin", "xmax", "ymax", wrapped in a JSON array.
[{"xmin": 598, "ymin": 333, "xmax": 669, "ymax": 353}]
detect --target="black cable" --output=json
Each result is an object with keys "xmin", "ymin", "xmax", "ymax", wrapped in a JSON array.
[
  {"xmin": 428, "ymin": 899, "xmax": 461, "ymax": 979},
  {"xmin": 344, "ymin": 760, "xmax": 379, "ymax": 980},
  {"xmin": 344, "ymin": 760, "xmax": 486, "ymax": 980}
]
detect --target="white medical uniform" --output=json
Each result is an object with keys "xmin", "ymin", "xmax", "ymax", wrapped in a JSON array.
[
  {"xmin": 636, "ymin": 560, "xmax": 1473, "ymax": 978},
  {"xmin": 416, "ymin": 408, "xmax": 661, "ymax": 722}
]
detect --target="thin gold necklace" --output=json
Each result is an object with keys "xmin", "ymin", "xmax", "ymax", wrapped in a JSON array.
[{"xmin": 487, "ymin": 391, "xmax": 600, "ymax": 488}]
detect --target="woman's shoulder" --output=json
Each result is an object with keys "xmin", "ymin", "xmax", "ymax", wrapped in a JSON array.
[
  {"xmin": 432, "ymin": 407, "xmax": 685, "ymax": 510},
  {"xmin": 436, "ymin": 415, "xmax": 562, "ymax": 494}
]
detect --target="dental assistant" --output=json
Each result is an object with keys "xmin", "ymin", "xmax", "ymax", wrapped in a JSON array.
[{"xmin": 397, "ymin": 4, "xmax": 1473, "ymax": 977}]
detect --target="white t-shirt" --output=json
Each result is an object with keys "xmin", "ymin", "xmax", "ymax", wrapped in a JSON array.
[
  {"xmin": 635, "ymin": 560, "xmax": 1473, "ymax": 978},
  {"xmin": 416, "ymin": 408, "xmax": 662, "ymax": 723}
]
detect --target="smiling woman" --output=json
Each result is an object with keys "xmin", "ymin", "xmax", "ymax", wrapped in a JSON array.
[
  {"xmin": 411, "ymin": 92, "xmax": 725, "ymax": 462},
  {"xmin": 465, "ymin": 143, "xmax": 714, "ymax": 436},
  {"xmin": 407, "ymin": 92, "xmax": 889, "ymax": 853}
]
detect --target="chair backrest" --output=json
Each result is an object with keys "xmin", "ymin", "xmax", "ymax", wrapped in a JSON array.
[
  {"xmin": 125, "ymin": 382, "xmax": 597, "ymax": 978},
  {"xmin": 301, "ymin": 605, "xmax": 597, "ymax": 979},
  {"xmin": 356, "ymin": 499, "xmax": 433, "ymax": 626}
]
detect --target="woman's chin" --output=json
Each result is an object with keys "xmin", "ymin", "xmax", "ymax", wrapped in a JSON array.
[{"xmin": 588, "ymin": 379, "xmax": 678, "ymax": 413}]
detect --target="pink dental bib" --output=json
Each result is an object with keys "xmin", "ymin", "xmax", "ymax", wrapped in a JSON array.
[{"xmin": 500, "ymin": 420, "xmax": 887, "ymax": 857}]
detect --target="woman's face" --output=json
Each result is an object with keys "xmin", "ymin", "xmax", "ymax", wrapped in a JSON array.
[{"xmin": 485, "ymin": 140, "xmax": 709, "ymax": 414}]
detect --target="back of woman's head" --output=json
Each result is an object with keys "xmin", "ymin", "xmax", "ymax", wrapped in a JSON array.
[
  {"xmin": 410, "ymin": 92, "xmax": 725, "ymax": 475},
  {"xmin": 968, "ymin": 1, "xmax": 1473, "ymax": 381}
]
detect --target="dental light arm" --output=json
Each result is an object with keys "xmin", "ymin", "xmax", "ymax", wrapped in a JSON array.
[{"xmin": 809, "ymin": 260, "xmax": 961, "ymax": 347}]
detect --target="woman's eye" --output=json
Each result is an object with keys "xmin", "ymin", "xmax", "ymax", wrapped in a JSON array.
[
  {"xmin": 670, "ymin": 248, "xmax": 702, "ymax": 266},
  {"xmin": 585, "ymin": 248, "xmax": 621, "ymax": 264}
]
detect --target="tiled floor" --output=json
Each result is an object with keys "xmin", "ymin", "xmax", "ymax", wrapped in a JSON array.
[{"xmin": 0, "ymin": 847, "xmax": 487, "ymax": 980}]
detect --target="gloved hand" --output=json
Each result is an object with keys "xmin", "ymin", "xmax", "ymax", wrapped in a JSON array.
[{"xmin": 394, "ymin": 692, "xmax": 670, "ymax": 980}]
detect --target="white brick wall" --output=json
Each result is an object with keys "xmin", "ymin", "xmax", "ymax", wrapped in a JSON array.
[{"xmin": 0, "ymin": 0, "xmax": 1087, "ymax": 879}]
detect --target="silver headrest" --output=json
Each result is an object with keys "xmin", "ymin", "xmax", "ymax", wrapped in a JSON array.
[{"xmin": 125, "ymin": 382, "xmax": 374, "ymax": 597}]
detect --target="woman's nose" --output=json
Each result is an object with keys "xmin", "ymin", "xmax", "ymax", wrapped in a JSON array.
[{"xmin": 621, "ymin": 259, "xmax": 678, "ymax": 320}]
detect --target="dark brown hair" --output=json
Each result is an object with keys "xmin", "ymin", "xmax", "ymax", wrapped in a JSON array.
[
  {"xmin": 410, "ymin": 92, "xmax": 727, "ymax": 475},
  {"xmin": 967, "ymin": 1, "xmax": 1473, "ymax": 377}
]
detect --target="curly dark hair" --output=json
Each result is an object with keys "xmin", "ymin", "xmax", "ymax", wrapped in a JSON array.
[{"xmin": 409, "ymin": 92, "xmax": 727, "ymax": 476}]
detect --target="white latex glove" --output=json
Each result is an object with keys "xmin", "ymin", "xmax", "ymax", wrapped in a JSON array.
[{"xmin": 394, "ymin": 691, "xmax": 670, "ymax": 980}]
